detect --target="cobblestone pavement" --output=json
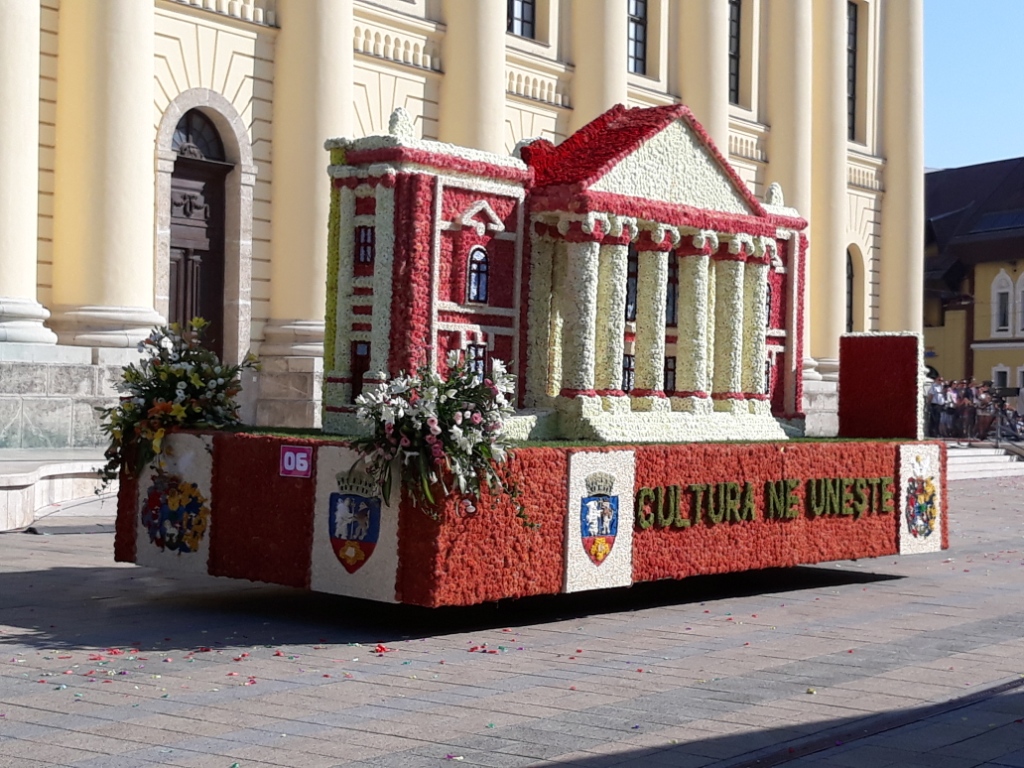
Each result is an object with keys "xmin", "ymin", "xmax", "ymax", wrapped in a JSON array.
[{"xmin": 2, "ymin": 478, "xmax": 1024, "ymax": 768}]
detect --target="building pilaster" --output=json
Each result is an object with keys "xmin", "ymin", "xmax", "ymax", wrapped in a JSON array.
[
  {"xmin": 569, "ymin": 0, "xmax": 628, "ymax": 132},
  {"xmin": 50, "ymin": 0, "xmax": 162, "ymax": 347},
  {"xmin": 879, "ymin": 0, "xmax": 924, "ymax": 333},
  {"xmin": 712, "ymin": 257, "xmax": 746, "ymax": 414},
  {"xmin": 631, "ymin": 249, "xmax": 669, "ymax": 411}
]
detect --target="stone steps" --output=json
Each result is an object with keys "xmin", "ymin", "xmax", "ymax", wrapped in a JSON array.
[
  {"xmin": 947, "ymin": 443, "xmax": 1024, "ymax": 481},
  {"xmin": 0, "ymin": 449, "xmax": 114, "ymax": 531}
]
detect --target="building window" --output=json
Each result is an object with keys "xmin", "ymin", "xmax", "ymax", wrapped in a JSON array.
[
  {"xmin": 728, "ymin": 0, "xmax": 742, "ymax": 105},
  {"xmin": 997, "ymin": 290, "xmax": 1010, "ymax": 332},
  {"xmin": 664, "ymin": 356, "xmax": 676, "ymax": 394},
  {"xmin": 467, "ymin": 343, "xmax": 488, "ymax": 380},
  {"xmin": 172, "ymin": 109, "xmax": 226, "ymax": 161},
  {"xmin": 666, "ymin": 257, "xmax": 678, "ymax": 327},
  {"xmin": 765, "ymin": 280, "xmax": 774, "ymax": 327},
  {"xmin": 847, "ymin": 1, "xmax": 858, "ymax": 141},
  {"xmin": 622, "ymin": 354, "xmax": 636, "ymax": 393},
  {"xmin": 1019, "ymin": 288, "xmax": 1024, "ymax": 332},
  {"xmin": 467, "ymin": 247, "xmax": 489, "ymax": 304},
  {"xmin": 351, "ymin": 341, "xmax": 371, "ymax": 403},
  {"xmin": 995, "ymin": 368, "xmax": 1009, "ymax": 389},
  {"xmin": 356, "ymin": 226, "xmax": 375, "ymax": 264},
  {"xmin": 765, "ymin": 359, "xmax": 773, "ymax": 396},
  {"xmin": 846, "ymin": 250, "xmax": 855, "ymax": 333},
  {"xmin": 507, "ymin": 0, "xmax": 535, "ymax": 39},
  {"xmin": 627, "ymin": 0, "xmax": 647, "ymax": 75},
  {"xmin": 625, "ymin": 244, "xmax": 639, "ymax": 322}
]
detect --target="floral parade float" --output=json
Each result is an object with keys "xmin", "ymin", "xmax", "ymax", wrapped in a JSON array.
[{"xmin": 114, "ymin": 106, "xmax": 946, "ymax": 607}]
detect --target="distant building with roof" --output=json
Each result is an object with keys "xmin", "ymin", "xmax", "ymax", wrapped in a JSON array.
[{"xmin": 924, "ymin": 158, "xmax": 1024, "ymax": 388}]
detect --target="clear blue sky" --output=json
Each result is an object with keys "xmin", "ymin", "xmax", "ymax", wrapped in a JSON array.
[{"xmin": 925, "ymin": 0, "xmax": 1024, "ymax": 169}]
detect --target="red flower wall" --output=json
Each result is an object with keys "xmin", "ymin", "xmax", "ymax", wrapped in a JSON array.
[
  {"xmin": 839, "ymin": 335, "xmax": 920, "ymax": 439},
  {"xmin": 208, "ymin": 433, "xmax": 319, "ymax": 589}
]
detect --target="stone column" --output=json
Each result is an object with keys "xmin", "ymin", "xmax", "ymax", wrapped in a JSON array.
[
  {"xmin": 673, "ymin": 248, "xmax": 711, "ymax": 414},
  {"xmin": 632, "ymin": 249, "xmax": 669, "ymax": 411},
  {"xmin": 594, "ymin": 243, "xmax": 628, "ymax": 403},
  {"xmin": 712, "ymin": 257, "xmax": 745, "ymax": 414},
  {"xmin": 570, "ymin": 0, "xmax": 628, "ymax": 132},
  {"xmin": 677, "ymin": 0, "xmax": 730, "ymax": 150},
  {"xmin": 439, "ymin": 0, "xmax": 506, "ymax": 153},
  {"xmin": 264, "ymin": 0, "xmax": 354, "ymax": 359},
  {"xmin": 0, "ymin": 0, "xmax": 55, "ymax": 345},
  {"xmin": 559, "ymin": 240, "xmax": 600, "ymax": 396},
  {"xmin": 879, "ymin": 0, "xmax": 924, "ymax": 333},
  {"xmin": 808, "ymin": 0, "xmax": 848, "ymax": 380},
  {"xmin": 50, "ymin": 0, "xmax": 162, "ymax": 348},
  {"xmin": 742, "ymin": 257, "xmax": 770, "ymax": 415}
]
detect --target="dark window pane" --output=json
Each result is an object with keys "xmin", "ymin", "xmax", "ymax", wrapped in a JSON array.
[
  {"xmin": 729, "ymin": 0, "xmax": 742, "ymax": 104},
  {"xmin": 628, "ymin": 0, "xmax": 647, "ymax": 75},
  {"xmin": 468, "ymin": 247, "xmax": 489, "ymax": 303},
  {"xmin": 846, "ymin": 250, "xmax": 854, "ymax": 333},
  {"xmin": 172, "ymin": 110, "xmax": 226, "ymax": 161},
  {"xmin": 666, "ymin": 257, "xmax": 678, "ymax": 327},
  {"xmin": 467, "ymin": 344, "xmax": 488, "ymax": 379},
  {"xmin": 351, "ymin": 341, "xmax": 371, "ymax": 402},
  {"xmin": 847, "ymin": 1, "xmax": 858, "ymax": 140},
  {"xmin": 356, "ymin": 226, "xmax": 375, "ymax": 264},
  {"xmin": 625, "ymin": 245, "xmax": 639, "ymax": 322},
  {"xmin": 507, "ymin": 0, "xmax": 536, "ymax": 38},
  {"xmin": 622, "ymin": 354, "xmax": 636, "ymax": 393},
  {"xmin": 664, "ymin": 356, "xmax": 676, "ymax": 393}
]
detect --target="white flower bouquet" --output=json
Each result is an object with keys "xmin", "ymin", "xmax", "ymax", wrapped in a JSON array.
[{"xmin": 350, "ymin": 350, "xmax": 517, "ymax": 517}]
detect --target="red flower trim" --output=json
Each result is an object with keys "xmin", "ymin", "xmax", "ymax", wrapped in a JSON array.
[
  {"xmin": 560, "ymin": 388, "xmax": 599, "ymax": 398},
  {"xmin": 346, "ymin": 147, "xmax": 531, "ymax": 184},
  {"xmin": 711, "ymin": 392, "xmax": 748, "ymax": 400},
  {"xmin": 595, "ymin": 389, "xmax": 627, "ymax": 397},
  {"xmin": 631, "ymin": 389, "xmax": 667, "ymax": 398},
  {"xmin": 674, "ymin": 391, "xmax": 710, "ymax": 399}
]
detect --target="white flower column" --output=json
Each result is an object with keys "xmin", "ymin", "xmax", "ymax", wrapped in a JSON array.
[
  {"xmin": 525, "ymin": 229, "xmax": 557, "ymax": 408},
  {"xmin": 367, "ymin": 180, "xmax": 397, "ymax": 386},
  {"xmin": 594, "ymin": 243, "xmax": 629, "ymax": 410},
  {"xmin": 742, "ymin": 247, "xmax": 771, "ymax": 416},
  {"xmin": 672, "ymin": 242, "xmax": 712, "ymax": 415},
  {"xmin": 632, "ymin": 249, "xmax": 670, "ymax": 412},
  {"xmin": 712, "ymin": 250, "xmax": 746, "ymax": 415},
  {"xmin": 330, "ymin": 184, "xmax": 358, "ymax": 405},
  {"xmin": 559, "ymin": 240, "xmax": 601, "ymax": 399}
]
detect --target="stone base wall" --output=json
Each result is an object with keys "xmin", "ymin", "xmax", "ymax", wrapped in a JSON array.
[
  {"xmin": 803, "ymin": 379, "xmax": 839, "ymax": 437},
  {"xmin": 255, "ymin": 356, "xmax": 323, "ymax": 429},
  {"xmin": 0, "ymin": 344, "xmax": 127, "ymax": 449}
]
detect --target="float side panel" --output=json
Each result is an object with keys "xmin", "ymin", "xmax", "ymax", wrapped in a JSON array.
[
  {"xmin": 397, "ymin": 448, "xmax": 569, "ymax": 607},
  {"xmin": 208, "ymin": 433, "xmax": 317, "ymax": 588},
  {"xmin": 114, "ymin": 469, "xmax": 138, "ymax": 563}
]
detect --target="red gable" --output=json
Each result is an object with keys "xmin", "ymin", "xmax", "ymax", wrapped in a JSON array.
[{"xmin": 521, "ymin": 103, "xmax": 769, "ymax": 220}]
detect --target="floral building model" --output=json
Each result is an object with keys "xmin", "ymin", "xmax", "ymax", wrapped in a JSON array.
[
  {"xmin": 323, "ymin": 105, "xmax": 806, "ymax": 443},
  {"xmin": 113, "ymin": 104, "xmax": 946, "ymax": 608}
]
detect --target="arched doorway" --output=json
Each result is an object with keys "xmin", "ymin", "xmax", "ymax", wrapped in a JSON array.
[{"xmin": 169, "ymin": 110, "xmax": 234, "ymax": 357}]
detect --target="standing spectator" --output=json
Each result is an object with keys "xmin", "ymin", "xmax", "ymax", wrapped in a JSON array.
[{"xmin": 927, "ymin": 377, "xmax": 945, "ymax": 437}]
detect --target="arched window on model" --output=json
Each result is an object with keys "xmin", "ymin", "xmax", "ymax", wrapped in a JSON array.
[
  {"xmin": 846, "ymin": 250, "xmax": 855, "ymax": 333},
  {"xmin": 467, "ymin": 246, "xmax": 489, "ymax": 304}
]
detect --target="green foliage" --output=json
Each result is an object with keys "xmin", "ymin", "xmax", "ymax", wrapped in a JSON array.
[{"xmin": 98, "ymin": 318, "xmax": 259, "ymax": 489}]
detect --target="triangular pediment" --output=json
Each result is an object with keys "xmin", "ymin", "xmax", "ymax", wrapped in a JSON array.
[
  {"xmin": 589, "ymin": 120, "xmax": 755, "ymax": 215},
  {"xmin": 455, "ymin": 200, "xmax": 506, "ymax": 235}
]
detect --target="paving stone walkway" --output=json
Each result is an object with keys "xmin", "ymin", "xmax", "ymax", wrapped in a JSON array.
[{"xmin": 2, "ymin": 478, "xmax": 1024, "ymax": 767}]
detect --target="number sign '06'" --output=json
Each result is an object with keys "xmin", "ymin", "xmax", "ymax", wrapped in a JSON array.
[{"xmin": 279, "ymin": 445, "xmax": 313, "ymax": 478}]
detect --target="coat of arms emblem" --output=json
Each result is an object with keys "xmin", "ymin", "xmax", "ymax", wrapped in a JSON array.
[
  {"xmin": 580, "ymin": 471, "xmax": 618, "ymax": 565},
  {"xmin": 329, "ymin": 471, "xmax": 381, "ymax": 573},
  {"xmin": 905, "ymin": 454, "xmax": 937, "ymax": 539}
]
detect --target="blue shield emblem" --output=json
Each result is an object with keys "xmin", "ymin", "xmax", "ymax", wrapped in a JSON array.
[
  {"xmin": 580, "ymin": 493, "xmax": 618, "ymax": 566},
  {"xmin": 329, "ymin": 493, "xmax": 381, "ymax": 573}
]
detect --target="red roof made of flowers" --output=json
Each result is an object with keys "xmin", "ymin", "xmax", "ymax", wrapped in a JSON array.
[{"xmin": 521, "ymin": 103, "xmax": 768, "ymax": 219}]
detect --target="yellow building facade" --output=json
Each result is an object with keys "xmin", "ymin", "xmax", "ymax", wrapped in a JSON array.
[
  {"xmin": 924, "ymin": 158, "xmax": 1024, "ymax": 391},
  {"xmin": 0, "ymin": 0, "xmax": 923, "ymax": 447}
]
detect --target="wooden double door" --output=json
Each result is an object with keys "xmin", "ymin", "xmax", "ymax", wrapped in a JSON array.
[{"xmin": 169, "ymin": 156, "xmax": 231, "ymax": 358}]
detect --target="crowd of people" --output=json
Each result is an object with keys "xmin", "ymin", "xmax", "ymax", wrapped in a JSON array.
[{"xmin": 926, "ymin": 377, "xmax": 1023, "ymax": 440}]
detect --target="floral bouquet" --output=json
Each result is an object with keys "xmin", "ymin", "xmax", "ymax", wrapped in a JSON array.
[
  {"xmin": 349, "ymin": 350, "xmax": 517, "ymax": 517},
  {"xmin": 98, "ymin": 318, "xmax": 259, "ymax": 487}
]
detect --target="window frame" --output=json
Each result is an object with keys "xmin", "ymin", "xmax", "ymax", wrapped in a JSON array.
[
  {"xmin": 356, "ymin": 225, "xmax": 375, "ymax": 265},
  {"xmin": 466, "ymin": 343, "xmax": 488, "ymax": 380},
  {"xmin": 663, "ymin": 355, "xmax": 676, "ymax": 394},
  {"xmin": 467, "ymin": 246, "xmax": 489, "ymax": 305},
  {"xmin": 665, "ymin": 256, "xmax": 678, "ymax": 327},
  {"xmin": 728, "ymin": 0, "xmax": 742, "ymax": 105},
  {"xmin": 507, "ymin": 0, "xmax": 536, "ymax": 39},
  {"xmin": 847, "ymin": 0, "xmax": 859, "ymax": 142},
  {"xmin": 627, "ymin": 0, "xmax": 648, "ymax": 76}
]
